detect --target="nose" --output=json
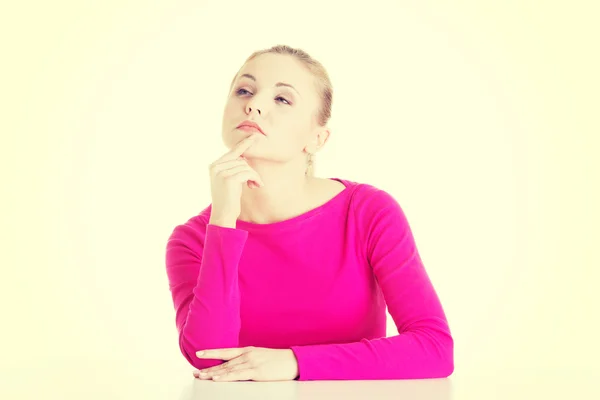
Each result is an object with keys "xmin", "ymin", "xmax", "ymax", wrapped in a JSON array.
[
  {"xmin": 245, "ymin": 95, "xmax": 263, "ymax": 116},
  {"xmin": 246, "ymin": 104, "xmax": 261, "ymax": 115}
]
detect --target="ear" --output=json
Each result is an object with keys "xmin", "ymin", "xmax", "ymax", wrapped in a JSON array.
[{"xmin": 304, "ymin": 126, "xmax": 331, "ymax": 154}]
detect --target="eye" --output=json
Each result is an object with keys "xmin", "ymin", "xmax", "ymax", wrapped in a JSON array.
[
  {"xmin": 235, "ymin": 88, "xmax": 292, "ymax": 105},
  {"xmin": 276, "ymin": 96, "xmax": 291, "ymax": 105}
]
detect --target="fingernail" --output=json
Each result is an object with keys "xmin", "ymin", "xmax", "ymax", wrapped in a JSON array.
[{"xmin": 213, "ymin": 376, "xmax": 220, "ymax": 380}]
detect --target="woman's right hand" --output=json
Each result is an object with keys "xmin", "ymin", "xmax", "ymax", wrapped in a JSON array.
[{"xmin": 208, "ymin": 134, "xmax": 264, "ymax": 226}]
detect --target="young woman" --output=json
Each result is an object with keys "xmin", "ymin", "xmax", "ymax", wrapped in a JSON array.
[{"xmin": 165, "ymin": 44, "xmax": 454, "ymax": 382}]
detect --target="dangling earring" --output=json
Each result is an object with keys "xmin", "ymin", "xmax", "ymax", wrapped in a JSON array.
[{"xmin": 306, "ymin": 152, "xmax": 315, "ymax": 176}]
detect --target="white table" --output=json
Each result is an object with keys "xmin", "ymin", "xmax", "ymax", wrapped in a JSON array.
[{"xmin": 2, "ymin": 359, "xmax": 598, "ymax": 399}]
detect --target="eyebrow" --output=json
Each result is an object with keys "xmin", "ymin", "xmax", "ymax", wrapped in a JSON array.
[{"xmin": 238, "ymin": 73, "xmax": 301, "ymax": 97}]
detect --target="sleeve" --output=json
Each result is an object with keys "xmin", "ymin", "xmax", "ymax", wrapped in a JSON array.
[
  {"xmin": 289, "ymin": 189, "xmax": 454, "ymax": 380},
  {"xmin": 165, "ymin": 222, "xmax": 249, "ymax": 369}
]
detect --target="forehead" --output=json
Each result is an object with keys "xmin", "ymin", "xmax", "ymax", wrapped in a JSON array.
[{"xmin": 238, "ymin": 53, "xmax": 316, "ymax": 94}]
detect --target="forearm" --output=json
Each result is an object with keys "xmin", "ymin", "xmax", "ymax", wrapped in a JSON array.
[
  {"xmin": 171, "ymin": 223, "xmax": 248, "ymax": 369},
  {"xmin": 291, "ymin": 322, "xmax": 454, "ymax": 381}
]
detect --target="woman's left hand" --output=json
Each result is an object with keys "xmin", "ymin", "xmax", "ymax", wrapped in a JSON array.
[{"xmin": 193, "ymin": 346, "xmax": 299, "ymax": 382}]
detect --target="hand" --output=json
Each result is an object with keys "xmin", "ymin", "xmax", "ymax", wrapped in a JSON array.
[
  {"xmin": 208, "ymin": 134, "xmax": 265, "ymax": 225},
  {"xmin": 192, "ymin": 346, "xmax": 299, "ymax": 382}
]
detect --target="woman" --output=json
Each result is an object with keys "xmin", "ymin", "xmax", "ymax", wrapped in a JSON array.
[{"xmin": 165, "ymin": 44, "xmax": 454, "ymax": 382}]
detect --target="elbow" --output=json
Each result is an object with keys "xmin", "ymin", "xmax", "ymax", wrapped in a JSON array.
[
  {"xmin": 426, "ymin": 348, "xmax": 454, "ymax": 379},
  {"xmin": 423, "ymin": 327, "xmax": 454, "ymax": 379},
  {"xmin": 440, "ymin": 355, "xmax": 454, "ymax": 378},
  {"xmin": 438, "ymin": 334, "xmax": 454, "ymax": 378},
  {"xmin": 179, "ymin": 332, "xmax": 225, "ymax": 370}
]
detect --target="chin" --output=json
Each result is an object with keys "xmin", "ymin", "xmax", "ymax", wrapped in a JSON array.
[{"xmin": 222, "ymin": 133, "xmax": 244, "ymax": 150}]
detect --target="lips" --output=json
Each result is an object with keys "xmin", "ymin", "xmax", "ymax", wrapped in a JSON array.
[{"xmin": 236, "ymin": 121, "xmax": 265, "ymax": 135}]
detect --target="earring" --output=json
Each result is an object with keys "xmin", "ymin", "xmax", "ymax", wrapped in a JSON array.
[
  {"xmin": 306, "ymin": 152, "xmax": 315, "ymax": 176},
  {"xmin": 307, "ymin": 152, "xmax": 315, "ymax": 164}
]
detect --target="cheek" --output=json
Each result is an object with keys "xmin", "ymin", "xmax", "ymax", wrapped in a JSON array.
[
  {"xmin": 222, "ymin": 101, "xmax": 242, "ymax": 128},
  {"xmin": 272, "ymin": 128, "xmax": 309, "ymax": 153},
  {"xmin": 223, "ymin": 100, "xmax": 236, "ymax": 116}
]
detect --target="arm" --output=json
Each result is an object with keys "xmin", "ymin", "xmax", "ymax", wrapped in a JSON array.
[
  {"xmin": 165, "ymin": 222, "xmax": 248, "ymax": 369},
  {"xmin": 290, "ymin": 190, "xmax": 454, "ymax": 380}
]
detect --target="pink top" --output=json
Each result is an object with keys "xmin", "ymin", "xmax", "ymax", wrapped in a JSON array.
[{"xmin": 165, "ymin": 178, "xmax": 454, "ymax": 380}]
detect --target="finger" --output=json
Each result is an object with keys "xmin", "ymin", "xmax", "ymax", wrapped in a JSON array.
[
  {"xmin": 221, "ymin": 169, "xmax": 264, "ymax": 187},
  {"xmin": 201, "ymin": 361, "xmax": 250, "ymax": 380},
  {"xmin": 212, "ymin": 160, "xmax": 264, "ymax": 187},
  {"xmin": 232, "ymin": 133, "xmax": 261, "ymax": 157},
  {"xmin": 195, "ymin": 371, "xmax": 211, "ymax": 380},
  {"xmin": 199, "ymin": 354, "xmax": 249, "ymax": 376},
  {"xmin": 210, "ymin": 158, "xmax": 247, "ymax": 174},
  {"xmin": 212, "ymin": 366, "xmax": 254, "ymax": 382},
  {"xmin": 218, "ymin": 134, "xmax": 260, "ymax": 163},
  {"xmin": 240, "ymin": 162, "xmax": 265, "ymax": 187},
  {"xmin": 217, "ymin": 164, "xmax": 253, "ymax": 179},
  {"xmin": 193, "ymin": 369, "xmax": 212, "ymax": 380},
  {"xmin": 196, "ymin": 347, "xmax": 245, "ymax": 360},
  {"xmin": 230, "ymin": 158, "xmax": 255, "ymax": 187}
]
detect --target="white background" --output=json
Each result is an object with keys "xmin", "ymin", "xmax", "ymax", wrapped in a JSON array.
[{"xmin": 2, "ymin": 0, "xmax": 598, "ymax": 398}]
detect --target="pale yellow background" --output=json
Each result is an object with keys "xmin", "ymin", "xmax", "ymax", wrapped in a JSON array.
[{"xmin": 2, "ymin": 1, "xmax": 598, "ymax": 399}]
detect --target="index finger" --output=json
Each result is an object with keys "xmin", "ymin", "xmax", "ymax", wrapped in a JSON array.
[
  {"xmin": 196, "ymin": 347, "xmax": 245, "ymax": 360},
  {"xmin": 220, "ymin": 134, "xmax": 260, "ymax": 162}
]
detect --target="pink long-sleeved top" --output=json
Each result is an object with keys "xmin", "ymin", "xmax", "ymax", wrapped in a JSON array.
[{"xmin": 165, "ymin": 178, "xmax": 454, "ymax": 381}]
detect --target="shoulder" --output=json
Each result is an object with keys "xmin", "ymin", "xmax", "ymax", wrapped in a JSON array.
[
  {"xmin": 341, "ymin": 178, "xmax": 404, "ymax": 212},
  {"xmin": 166, "ymin": 205, "xmax": 211, "ymax": 250},
  {"xmin": 339, "ymin": 178, "xmax": 411, "ymax": 231}
]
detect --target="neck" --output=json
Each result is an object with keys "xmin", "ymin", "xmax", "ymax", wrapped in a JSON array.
[{"xmin": 238, "ymin": 157, "xmax": 315, "ymax": 224}]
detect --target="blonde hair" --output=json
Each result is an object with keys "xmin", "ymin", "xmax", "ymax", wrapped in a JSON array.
[{"xmin": 228, "ymin": 44, "xmax": 333, "ymax": 177}]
